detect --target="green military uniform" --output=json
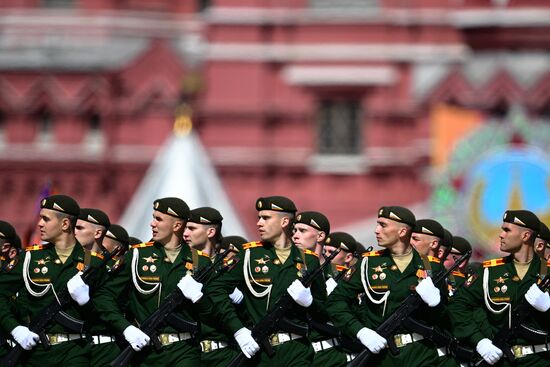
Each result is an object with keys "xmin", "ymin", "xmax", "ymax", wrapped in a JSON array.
[
  {"xmin": 449, "ymin": 255, "xmax": 550, "ymax": 366},
  {"xmin": 327, "ymin": 248, "xmax": 448, "ymax": 367}
]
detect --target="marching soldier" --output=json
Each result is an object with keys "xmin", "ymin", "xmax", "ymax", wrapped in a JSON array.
[
  {"xmin": 208, "ymin": 196, "xmax": 326, "ymax": 366},
  {"xmin": 75, "ymin": 208, "xmax": 110, "ymax": 253},
  {"xmin": 450, "ymin": 210, "xmax": 550, "ymax": 366},
  {"xmin": 445, "ymin": 236, "xmax": 472, "ymax": 295},
  {"xmin": 0, "ymin": 195, "xmax": 104, "ymax": 366},
  {"xmin": 327, "ymin": 206, "xmax": 447, "ymax": 367},
  {"xmin": 184, "ymin": 207, "xmax": 223, "ymax": 258},
  {"xmin": 292, "ymin": 211, "xmax": 330, "ymax": 259},
  {"xmin": 93, "ymin": 197, "xmax": 212, "ymax": 366},
  {"xmin": 410, "ymin": 219, "xmax": 445, "ymax": 259}
]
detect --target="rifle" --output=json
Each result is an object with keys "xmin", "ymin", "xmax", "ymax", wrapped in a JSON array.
[
  {"xmin": 226, "ymin": 246, "xmax": 343, "ymax": 367},
  {"xmin": 348, "ymin": 250, "xmax": 471, "ymax": 367},
  {"xmin": 474, "ymin": 275, "xmax": 550, "ymax": 367},
  {"xmin": 110, "ymin": 247, "xmax": 232, "ymax": 367},
  {"xmin": 1, "ymin": 247, "xmax": 118, "ymax": 367}
]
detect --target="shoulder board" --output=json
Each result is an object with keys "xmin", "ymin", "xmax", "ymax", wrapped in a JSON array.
[
  {"xmin": 25, "ymin": 244, "xmax": 49, "ymax": 251},
  {"xmin": 483, "ymin": 258, "xmax": 506, "ymax": 268},
  {"xmin": 362, "ymin": 250, "xmax": 384, "ymax": 257},
  {"xmin": 242, "ymin": 241, "xmax": 263, "ymax": 250},
  {"xmin": 90, "ymin": 251, "xmax": 104, "ymax": 260},
  {"xmin": 335, "ymin": 264, "xmax": 349, "ymax": 272},
  {"xmin": 452, "ymin": 270, "xmax": 466, "ymax": 278},
  {"xmin": 547, "ymin": 258, "xmax": 550, "ymax": 267},
  {"xmin": 304, "ymin": 249, "xmax": 318, "ymax": 257},
  {"xmin": 131, "ymin": 241, "xmax": 154, "ymax": 249},
  {"xmin": 0, "ymin": 255, "xmax": 4, "ymax": 261},
  {"xmin": 196, "ymin": 250, "xmax": 210, "ymax": 258},
  {"xmin": 427, "ymin": 256, "xmax": 441, "ymax": 263}
]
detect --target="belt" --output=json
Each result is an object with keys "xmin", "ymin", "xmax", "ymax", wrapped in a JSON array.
[
  {"xmin": 269, "ymin": 333, "xmax": 303, "ymax": 347},
  {"xmin": 346, "ymin": 353, "xmax": 357, "ymax": 362},
  {"xmin": 393, "ymin": 333, "xmax": 424, "ymax": 348},
  {"xmin": 200, "ymin": 340, "xmax": 229, "ymax": 353},
  {"xmin": 92, "ymin": 335, "xmax": 116, "ymax": 345},
  {"xmin": 312, "ymin": 338, "xmax": 339, "ymax": 353},
  {"xmin": 512, "ymin": 343, "xmax": 549, "ymax": 359},
  {"xmin": 43, "ymin": 333, "xmax": 85, "ymax": 346},
  {"xmin": 158, "ymin": 332, "xmax": 192, "ymax": 346}
]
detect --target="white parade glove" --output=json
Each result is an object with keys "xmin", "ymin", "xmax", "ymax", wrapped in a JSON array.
[
  {"xmin": 229, "ymin": 287, "xmax": 244, "ymax": 304},
  {"xmin": 525, "ymin": 283, "xmax": 550, "ymax": 312},
  {"xmin": 67, "ymin": 272, "xmax": 90, "ymax": 306},
  {"xmin": 476, "ymin": 338, "xmax": 503, "ymax": 365},
  {"xmin": 123, "ymin": 325, "xmax": 150, "ymax": 351},
  {"xmin": 234, "ymin": 327, "xmax": 260, "ymax": 358},
  {"xmin": 10, "ymin": 326, "xmax": 39, "ymax": 350},
  {"xmin": 287, "ymin": 279, "xmax": 313, "ymax": 307},
  {"xmin": 177, "ymin": 274, "xmax": 204, "ymax": 303},
  {"xmin": 356, "ymin": 327, "xmax": 387, "ymax": 354},
  {"xmin": 415, "ymin": 277, "xmax": 441, "ymax": 307},
  {"xmin": 326, "ymin": 277, "xmax": 338, "ymax": 295}
]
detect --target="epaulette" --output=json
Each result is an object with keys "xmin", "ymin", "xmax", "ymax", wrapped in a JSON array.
[
  {"xmin": 196, "ymin": 250, "xmax": 210, "ymax": 258},
  {"xmin": 547, "ymin": 258, "xmax": 550, "ymax": 267},
  {"xmin": 452, "ymin": 270, "xmax": 466, "ymax": 278},
  {"xmin": 335, "ymin": 265, "xmax": 349, "ymax": 272},
  {"xmin": 483, "ymin": 258, "xmax": 506, "ymax": 268},
  {"xmin": 304, "ymin": 249, "xmax": 318, "ymax": 257},
  {"xmin": 90, "ymin": 251, "xmax": 104, "ymax": 260},
  {"xmin": 131, "ymin": 241, "xmax": 154, "ymax": 249},
  {"xmin": 362, "ymin": 250, "xmax": 384, "ymax": 257},
  {"xmin": 25, "ymin": 244, "xmax": 50, "ymax": 252},
  {"xmin": 0, "ymin": 255, "xmax": 4, "ymax": 261},
  {"xmin": 427, "ymin": 256, "xmax": 441, "ymax": 263},
  {"xmin": 242, "ymin": 241, "xmax": 263, "ymax": 250}
]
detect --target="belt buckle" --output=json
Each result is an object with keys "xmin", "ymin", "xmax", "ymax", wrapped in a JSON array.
[
  {"xmin": 49, "ymin": 334, "xmax": 58, "ymax": 345},
  {"xmin": 159, "ymin": 334, "xmax": 169, "ymax": 346},
  {"xmin": 394, "ymin": 335, "xmax": 403, "ymax": 348},
  {"xmin": 270, "ymin": 334, "xmax": 280, "ymax": 347},
  {"xmin": 202, "ymin": 340, "xmax": 212, "ymax": 353}
]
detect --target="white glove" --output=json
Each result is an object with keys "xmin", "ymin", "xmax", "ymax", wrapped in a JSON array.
[
  {"xmin": 326, "ymin": 277, "xmax": 338, "ymax": 295},
  {"xmin": 123, "ymin": 325, "xmax": 150, "ymax": 351},
  {"xmin": 229, "ymin": 287, "xmax": 244, "ymax": 304},
  {"xmin": 356, "ymin": 327, "xmax": 387, "ymax": 354},
  {"xmin": 476, "ymin": 338, "xmax": 503, "ymax": 365},
  {"xmin": 67, "ymin": 272, "xmax": 90, "ymax": 306},
  {"xmin": 287, "ymin": 279, "xmax": 313, "ymax": 307},
  {"xmin": 177, "ymin": 274, "xmax": 204, "ymax": 303},
  {"xmin": 525, "ymin": 283, "xmax": 550, "ymax": 312},
  {"xmin": 234, "ymin": 327, "xmax": 260, "ymax": 358},
  {"xmin": 10, "ymin": 326, "xmax": 39, "ymax": 350},
  {"xmin": 415, "ymin": 277, "xmax": 441, "ymax": 307}
]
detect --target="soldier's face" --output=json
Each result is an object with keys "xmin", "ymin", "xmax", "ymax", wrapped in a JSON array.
[
  {"xmin": 183, "ymin": 222, "xmax": 209, "ymax": 248},
  {"xmin": 102, "ymin": 237, "xmax": 120, "ymax": 254},
  {"xmin": 75, "ymin": 220, "xmax": 98, "ymax": 247},
  {"xmin": 324, "ymin": 245, "xmax": 352, "ymax": 266},
  {"xmin": 292, "ymin": 223, "xmax": 319, "ymax": 250},
  {"xmin": 257, "ymin": 210, "xmax": 284, "ymax": 243},
  {"xmin": 37, "ymin": 209, "xmax": 64, "ymax": 242},
  {"xmin": 150, "ymin": 210, "xmax": 179, "ymax": 244},
  {"xmin": 375, "ymin": 218, "xmax": 401, "ymax": 248},
  {"xmin": 499, "ymin": 222, "xmax": 524, "ymax": 253},
  {"xmin": 410, "ymin": 233, "xmax": 438, "ymax": 257}
]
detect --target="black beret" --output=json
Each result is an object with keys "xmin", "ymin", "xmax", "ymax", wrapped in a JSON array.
[
  {"xmin": 220, "ymin": 235, "xmax": 248, "ymax": 251},
  {"xmin": 0, "ymin": 221, "xmax": 17, "ymax": 243},
  {"xmin": 256, "ymin": 196, "xmax": 296, "ymax": 213},
  {"xmin": 354, "ymin": 242, "xmax": 370, "ymax": 256},
  {"xmin": 378, "ymin": 206, "xmax": 416, "ymax": 227},
  {"xmin": 12, "ymin": 235, "xmax": 21, "ymax": 249},
  {"xmin": 78, "ymin": 208, "xmax": 111, "ymax": 228},
  {"xmin": 295, "ymin": 211, "xmax": 330, "ymax": 234},
  {"xmin": 189, "ymin": 207, "xmax": 223, "ymax": 225},
  {"xmin": 537, "ymin": 222, "xmax": 550, "ymax": 242},
  {"xmin": 451, "ymin": 236, "xmax": 472, "ymax": 255},
  {"xmin": 441, "ymin": 229, "xmax": 454, "ymax": 248},
  {"xmin": 128, "ymin": 236, "xmax": 143, "ymax": 246},
  {"xmin": 412, "ymin": 219, "xmax": 445, "ymax": 239},
  {"xmin": 325, "ymin": 232, "xmax": 356, "ymax": 253},
  {"xmin": 502, "ymin": 210, "xmax": 540, "ymax": 232},
  {"xmin": 153, "ymin": 197, "xmax": 190, "ymax": 220},
  {"xmin": 41, "ymin": 194, "xmax": 80, "ymax": 216},
  {"xmin": 105, "ymin": 224, "xmax": 130, "ymax": 248}
]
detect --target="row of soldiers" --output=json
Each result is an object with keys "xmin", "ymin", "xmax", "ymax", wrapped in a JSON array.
[{"xmin": 0, "ymin": 194, "xmax": 548, "ymax": 366}]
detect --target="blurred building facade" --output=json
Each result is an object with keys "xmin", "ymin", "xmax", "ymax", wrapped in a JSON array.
[{"xmin": 1, "ymin": 0, "xmax": 550, "ymax": 247}]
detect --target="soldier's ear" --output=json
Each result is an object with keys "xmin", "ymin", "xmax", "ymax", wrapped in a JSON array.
[
  {"xmin": 172, "ymin": 219, "xmax": 184, "ymax": 232},
  {"xmin": 317, "ymin": 231, "xmax": 326, "ymax": 243},
  {"xmin": 206, "ymin": 226, "xmax": 216, "ymax": 239}
]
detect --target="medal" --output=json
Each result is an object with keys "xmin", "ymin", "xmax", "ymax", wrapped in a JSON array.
[
  {"xmin": 142, "ymin": 265, "xmax": 149, "ymax": 272},
  {"xmin": 494, "ymin": 286, "xmax": 500, "ymax": 293},
  {"xmin": 262, "ymin": 265, "xmax": 269, "ymax": 274},
  {"xmin": 255, "ymin": 266, "xmax": 261, "ymax": 273},
  {"xmin": 372, "ymin": 274, "xmax": 378, "ymax": 280},
  {"xmin": 379, "ymin": 273, "xmax": 386, "ymax": 280},
  {"xmin": 34, "ymin": 268, "xmax": 40, "ymax": 274},
  {"xmin": 150, "ymin": 265, "xmax": 157, "ymax": 273},
  {"xmin": 41, "ymin": 267, "xmax": 48, "ymax": 274},
  {"xmin": 501, "ymin": 285, "xmax": 507, "ymax": 293}
]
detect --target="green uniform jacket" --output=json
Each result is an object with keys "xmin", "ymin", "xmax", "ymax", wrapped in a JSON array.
[
  {"xmin": 449, "ymin": 255, "xmax": 550, "ymax": 347},
  {"xmin": 93, "ymin": 241, "xmax": 212, "ymax": 334},
  {"xmin": 0, "ymin": 242, "xmax": 104, "ymax": 334},
  {"xmin": 326, "ymin": 248, "xmax": 447, "ymax": 339},
  {"xmin": 207, "ymin": 241, "xmax": 326, "ymax": 336}
]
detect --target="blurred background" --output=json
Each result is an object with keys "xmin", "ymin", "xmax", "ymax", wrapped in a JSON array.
[{"xmin": 1, "ymin": 0, "xmax": 550, "ymax": 259}]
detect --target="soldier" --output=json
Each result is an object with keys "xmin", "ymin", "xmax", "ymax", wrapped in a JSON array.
[
  {"xmin": 444, "ymin": 236, "xmax": 472, "ymax": 294},
  {"xmin": 183, "ymin": 207, "xmax": 223, "ymax": 258},
  {"xmin": 292, "ymin": 211, "xmax": 330, "ymax": 259},
  {"xmin": 208, "ymin": 196, "xmax": 326, "ymax": 366},
  {"xmin": 0, "ymin": 194, "xmax": 104, "ymax": 366},
  {"xmin": 535, "ymin": 222, "xmax": 550, "ymax": 260},
  {"xmin": 74, "ymin": 208, "xmax": 110, "ymax": 253},
  {"xmin": 327, "ymin": 206, "xmax": 447, "ymax": 367},
  {"xmin": 0, "ymin": 220, "xmax": 20, "ymax": 272},
  {"xmin": 450, "ymin": 210, "xmax": 550, "ymax": 366},
  {"xmin": 410, "ymin": 219, "xmax": 445, "ymax": 259},
  {"xmin": 93, "ymin": 197, "xmax": 212, "ymax": 366}
]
